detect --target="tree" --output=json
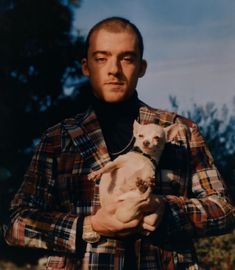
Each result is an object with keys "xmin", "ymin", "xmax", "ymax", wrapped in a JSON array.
[
  {"xmin": 0, "ymin": 0, "xmax": 86, "ymax": 264},
  {"xmin": 0, "ymin": 0, "xmax": 85, "ymax": 188}
]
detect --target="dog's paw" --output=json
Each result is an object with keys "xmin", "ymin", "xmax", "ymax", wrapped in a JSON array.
[
  {"xmin": 136, "ymin": 178, "xmax": 149, "ymax": 193},
  {"xmin": 88, "ymin": 171, "xmax": 101, "ymax": 181}
]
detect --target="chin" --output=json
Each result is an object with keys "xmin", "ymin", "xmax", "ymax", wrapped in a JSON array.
[
  {"xmin": 105, "ymin": 98, "xmax": 125, "ymax": 104},
  {"xmin": 103, "ymin": 93, "xmax": 128, "ymax": 103}
]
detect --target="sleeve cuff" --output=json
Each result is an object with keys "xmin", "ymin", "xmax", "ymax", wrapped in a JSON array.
[{"xmin": 75, "ymin": 215, "xmax": 87, "ymax": 256}]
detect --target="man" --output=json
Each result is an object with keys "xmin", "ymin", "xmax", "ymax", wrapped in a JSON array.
[{"xmin": 4, "ymin": 17, "xmax": 234, "ymax": 270}]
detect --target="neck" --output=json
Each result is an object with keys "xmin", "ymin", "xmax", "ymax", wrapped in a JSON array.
[{"xmin": 92, "ymin": 90, "xmax": 139, "ymax": 117}]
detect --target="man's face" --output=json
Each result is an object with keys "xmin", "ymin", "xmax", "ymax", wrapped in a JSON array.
[{"xmin": 82, "ymin": 28, "xmax": 147, "ymax": 103}]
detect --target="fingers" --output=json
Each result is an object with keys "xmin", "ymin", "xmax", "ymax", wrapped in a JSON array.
[
  {"xmin": 143, "ymin": 212, "xmax": 158, "ymax": 226},
  {"xmin": 141, "ymin": 213, "xmax": 159, "ymax": 233},
  {"xmin": 136, "ymin": 198, "xmax": 151, "ymax": 209},
  {"xmin": 140, "ymin": 205, "xmax": 165, "ymax": 234},
  {"xmin": 142, "ymin": 222, "xmax": 156, "ymax": 232}
]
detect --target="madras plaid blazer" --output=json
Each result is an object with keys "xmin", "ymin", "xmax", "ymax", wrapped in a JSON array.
[{"xmin": 4, "ymin": 101, "xmax": 234, "ymax": 270}]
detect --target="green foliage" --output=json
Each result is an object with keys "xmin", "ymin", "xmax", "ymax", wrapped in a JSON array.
[
  {"xmin": 195, "ymin": 231, "xmax": 235, "ymax": 270},
  {"xmin": 0, "ymin": 0, "xmax": 84, "ymax": 139}
]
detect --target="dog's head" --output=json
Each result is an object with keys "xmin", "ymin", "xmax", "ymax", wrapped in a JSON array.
[{"xmin": 133, "ymin": 121, "xmax": 180, "ymax": 160}]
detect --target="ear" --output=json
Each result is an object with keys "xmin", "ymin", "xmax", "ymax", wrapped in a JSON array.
[
  {"xmin": 138, "ymin": 59, "xmax": 147, "ymax": 78},
  {"xmin": 81, "ymin": 58, "xmax": 90, "ymax": 77},
  {"xmin": 164, "ymin": 124, "xmax": 181, "ymax": 142},
  {"xmin": 133, "ymin": 120, "xmax": 141, "ymax": 137}
]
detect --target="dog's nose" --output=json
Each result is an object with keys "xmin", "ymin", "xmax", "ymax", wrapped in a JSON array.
[{"xmin": 143, "ymin": 140, "xmax": 150, "ymax": 147}]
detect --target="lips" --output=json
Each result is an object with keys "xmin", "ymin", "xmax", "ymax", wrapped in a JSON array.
[{"xmin": 105, "ymin": 81, "xmax": 124, "ymax": 85}]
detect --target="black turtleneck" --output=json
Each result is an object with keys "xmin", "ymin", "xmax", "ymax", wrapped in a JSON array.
[{"xmin": 92, "ymin": 91, "xmax": 140, "ymax": 159}]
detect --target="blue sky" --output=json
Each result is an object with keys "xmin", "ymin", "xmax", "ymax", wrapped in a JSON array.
[{"xmin": 73, "ymin": 0, "xmax": 235, "ymax": 111}]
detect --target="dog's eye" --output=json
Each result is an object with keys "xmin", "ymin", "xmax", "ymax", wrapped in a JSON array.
[
  {"xmin": 138, "ymin": 134, "xmax": 144, "ymax": 138},
  {"xmin": 154, "ymin": 136, "xmax": 160, "ymax": 140}
]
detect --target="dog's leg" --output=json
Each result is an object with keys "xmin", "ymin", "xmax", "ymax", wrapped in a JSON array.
[{"xmin": 88, "ymin": 156, "xmax": 125, "ymax": 181}]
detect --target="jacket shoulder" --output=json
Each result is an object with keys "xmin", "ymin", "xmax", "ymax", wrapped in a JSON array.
[
  {"xmin": 140, "ymin": 102, "xmax": 197, "ymax": 130},
  {"xmin": 140, "ymin": 102, "xmax": 177, "ymax": 126},
  {"xmin": 175, "ymin": 114, "xmax": 196, "ymax": 128}
]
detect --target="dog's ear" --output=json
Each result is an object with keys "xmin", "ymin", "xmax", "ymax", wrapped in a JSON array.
[
  {"xmin": 164, "ymin": 124, "xmax": 181, "ymax": 142},
  {"xmin": 133, "ymin": 120, "xmax": 141, "ymax": 137}
]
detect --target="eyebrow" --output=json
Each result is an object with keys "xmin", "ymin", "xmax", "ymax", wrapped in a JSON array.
[
  {"xmin": 92, "ymin": 51, "xmax": 110, "ymax": 57},
  {"xmin": 92, "ymin": 51, "xmax": 138, "ymax": 57}
]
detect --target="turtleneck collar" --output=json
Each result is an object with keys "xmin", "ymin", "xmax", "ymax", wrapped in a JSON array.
[
  {"xmin": 91, "ymin": 91, "xmax": 140, "ymax": 159},
  {"xmin": 91, "ymin": 90, "xmax": 139, "ymax": 120}
]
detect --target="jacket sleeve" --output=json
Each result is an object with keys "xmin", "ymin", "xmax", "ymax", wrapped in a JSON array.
[
  {"xmin": 156, "ymin": 121, "xmax": 234, "ymax": 244},
  {"xmin": 4, "ymin": 129, "xmax": 82, "ymax": 254}
]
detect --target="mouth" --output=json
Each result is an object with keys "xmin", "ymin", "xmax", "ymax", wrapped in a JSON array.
[
  {"xmin": 105, "ymin": 81, "xmax": 124, "ymax": 85},
  {"xmin": 143, "ymin": 145, "xmax": 155, "ymax": 151},
  {"xmin": 104, "ymin": 82, "xmax": 125, "ymax": 92},
  {"xmin": 143, "ymin": 145, "xmax": 151, "ymax": 150}
]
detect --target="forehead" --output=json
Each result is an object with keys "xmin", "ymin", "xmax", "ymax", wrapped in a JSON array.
[
  {"xmin": 142, "ymin": 124, "xmax": 165, "ymax": 136},
  {"xmin": 88, "ymin": 28, "xmax": 140, "ymax": 55}
]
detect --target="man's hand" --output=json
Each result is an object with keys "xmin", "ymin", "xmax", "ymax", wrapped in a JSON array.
[
  {"xmin": 90, "ymin": 202, "xmax": 142, "ymax": 237},
  {"xmin": 90, "ymin": 193, "xmax": 165, "ymax": 237},
  {"xmin": 140, "ymin": 195, "xmax": 165, "ymax": 234}
]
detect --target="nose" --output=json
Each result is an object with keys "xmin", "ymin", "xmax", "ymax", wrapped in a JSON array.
[
  {"xmin": 143, "ymin": 140, "xmax": 150, "ymax": 147},
  {"xmin": 108, "ymin": 58, "xmax": 121, "ymax": 75}
]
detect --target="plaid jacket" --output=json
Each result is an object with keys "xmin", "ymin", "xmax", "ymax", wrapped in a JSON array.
[{"xmin": 4, "ymin": 102, "xmax": 234, "ymax": 270}]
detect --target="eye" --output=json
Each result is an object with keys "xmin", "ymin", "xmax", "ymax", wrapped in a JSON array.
[
  {"xmin": 122, "ymin": 54, "xmax": 136, "ymax": 64},
  {"xmin": 154, "ymin": 136, "xmax": 160, "ymax": 140},
  {"xmin": 123, "ymin": 56, "xmax": 134, "ymax": 63},
  {"xmin": 138, "ymin": 134, "xmax": 144, "ymax": 138},
  {"xmin": 95, "ymin": 57, "xmax": 107, "ymax": 63}
]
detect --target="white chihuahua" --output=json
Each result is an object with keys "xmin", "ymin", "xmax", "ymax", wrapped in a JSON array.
[{"xmin": 88, "ymin": 120, "xmax": 179, "ymax": 223}]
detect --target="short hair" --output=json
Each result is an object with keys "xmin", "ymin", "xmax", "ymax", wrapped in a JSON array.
[{"xmin": 84, "ymin": 17, "xmax": 144, "ymax": 59}]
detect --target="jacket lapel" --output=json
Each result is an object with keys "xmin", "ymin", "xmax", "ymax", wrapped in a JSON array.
[{"xmin": 64, "ymin": 106, "xmax": 111, "ymax": 170}]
